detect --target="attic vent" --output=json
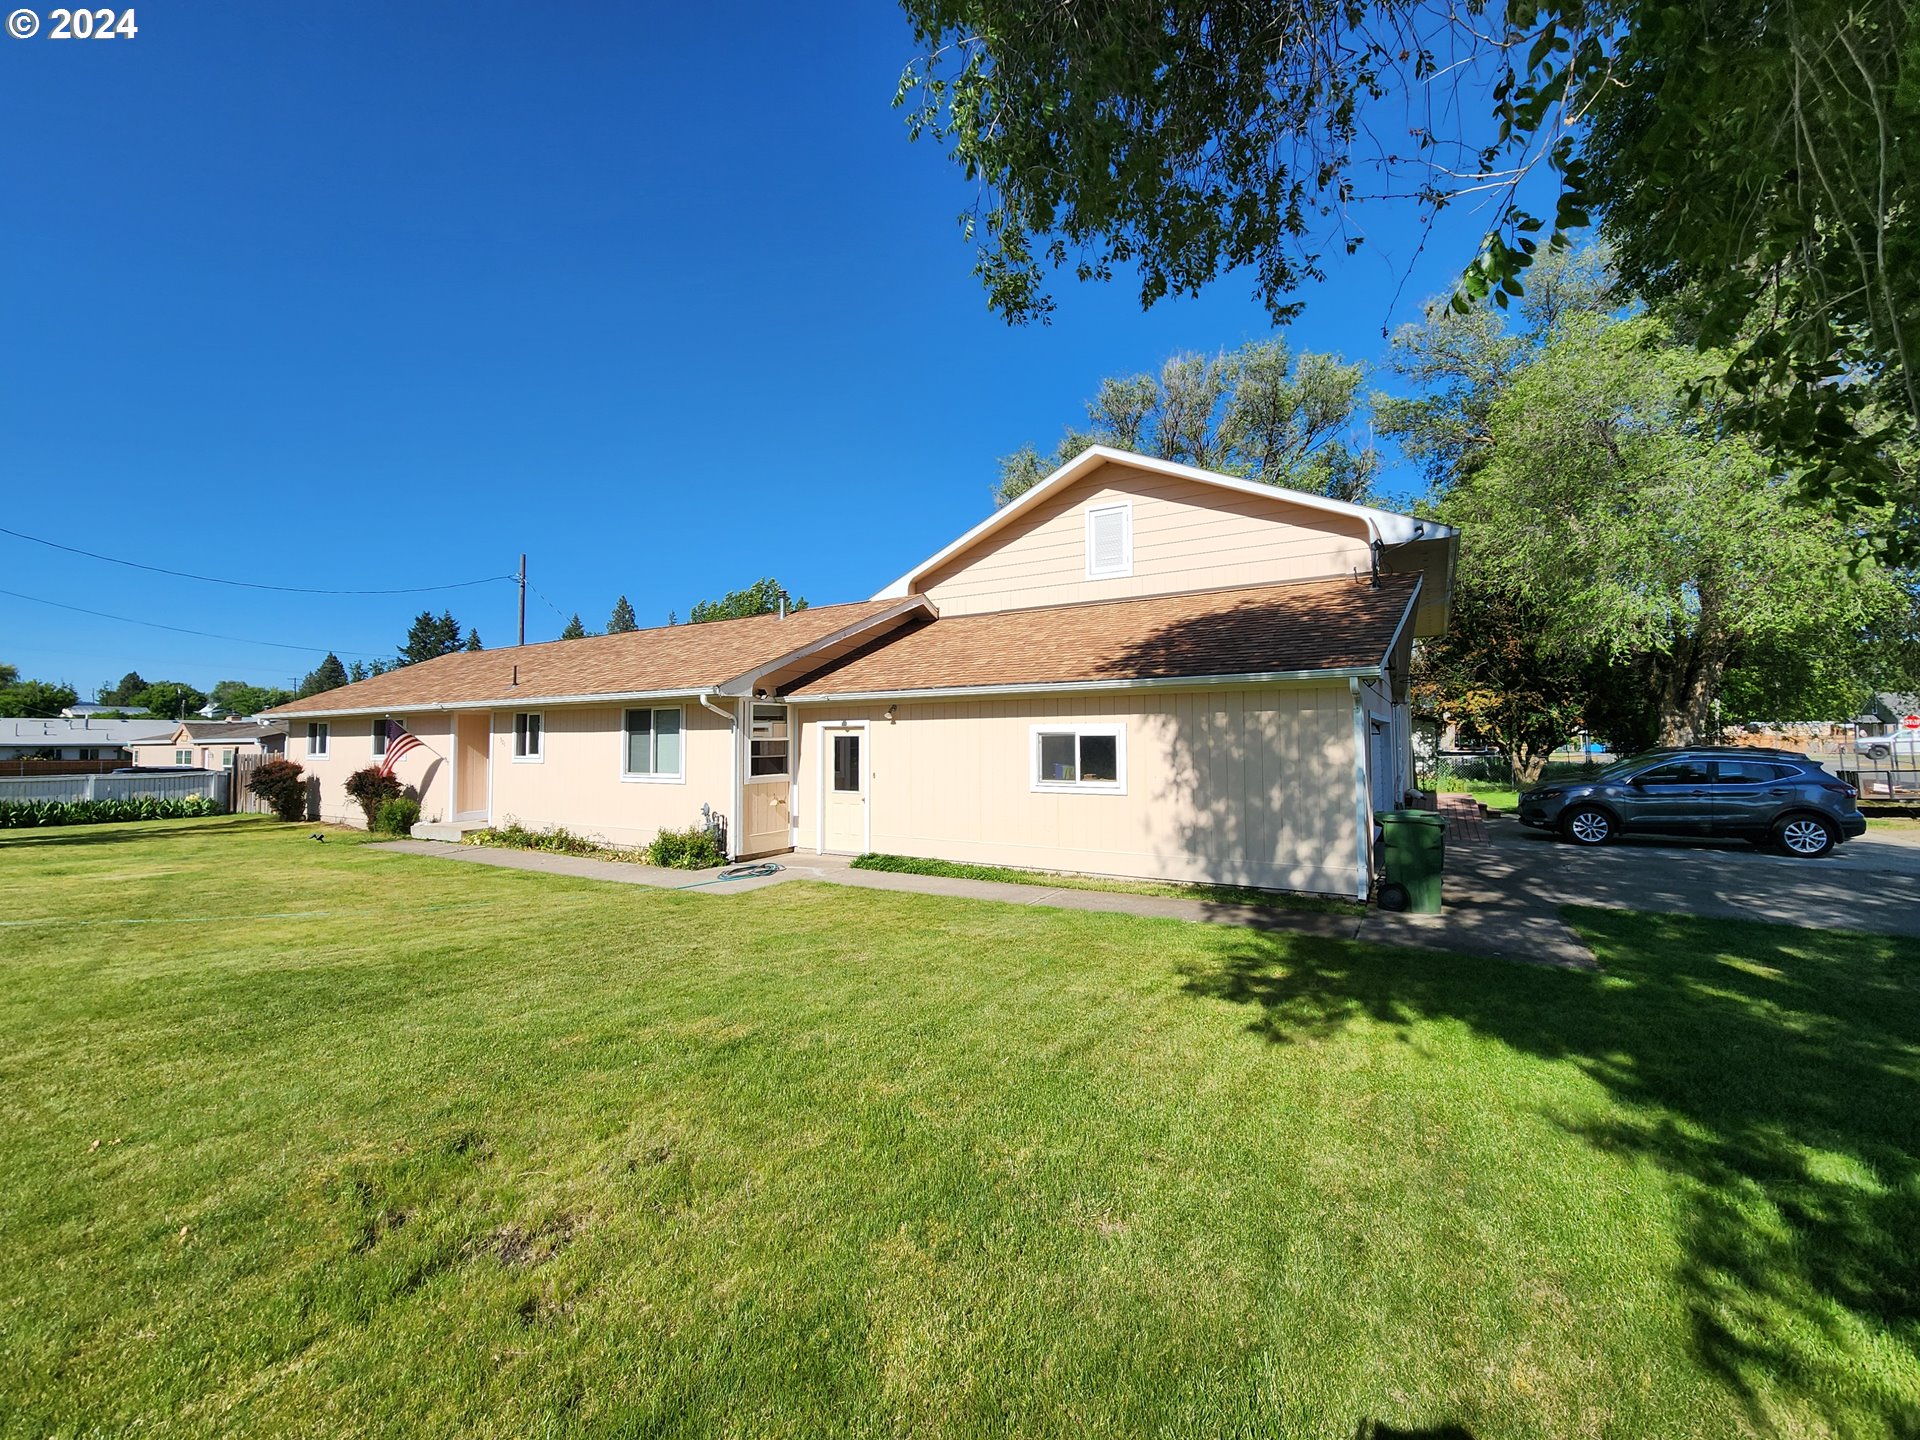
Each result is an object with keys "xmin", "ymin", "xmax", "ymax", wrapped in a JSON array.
[{"xmin": 1085, "ymin": 502, "xmax": 1132, "ymax": 579}]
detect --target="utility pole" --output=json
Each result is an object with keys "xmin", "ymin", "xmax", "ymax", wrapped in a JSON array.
[{"xmin": 517, "ymin": 553, "xmax": 527, "ymax": 647}]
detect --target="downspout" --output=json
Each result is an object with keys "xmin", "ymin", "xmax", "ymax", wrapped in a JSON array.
[
  {"xmin": 1349, "ymin": 676, "xmax": 1373, "ymax": 901},
  {"xmin": 699, "ymin": 690, "xmax": 738, "ymax": 860}
]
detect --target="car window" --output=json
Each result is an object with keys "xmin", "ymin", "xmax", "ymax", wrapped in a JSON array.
[
  {"xmin": 1637, "ymin": 760, "xmax": 1713, "ymax": 784},
  {"xmin": 1714, "ymin": 760, "xmax": 1788, "ymax": 784}
]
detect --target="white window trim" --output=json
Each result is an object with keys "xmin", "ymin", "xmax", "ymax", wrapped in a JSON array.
[
  {"xmin": 372, "ymin": 717, "xmax": 387, "ymax": 760},
  {"xmin": 1029, "ymin": 722, "xmax": 1127, "ymax": 795},
  {"xmin": 308, "ymin": 722, "xmax": 329, "ymax": 760},
  {"xmin": 621, "ymin": 705, "xmax": 686, "ymax": 784},
  {"xmin": 1084, "ymin": 501, "xmax": 1133, "ymax": 580},
  {"xmin": 511, "ymin": 710, "xmax": 545, "ymax": 764}
]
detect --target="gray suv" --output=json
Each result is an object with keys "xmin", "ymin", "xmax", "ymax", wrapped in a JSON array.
[{"xmin": 1517, "ymin": 748, "xmax": 1867, "ymax": 857}]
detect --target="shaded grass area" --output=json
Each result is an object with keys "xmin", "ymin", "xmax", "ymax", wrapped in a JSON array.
[
  {"xmin": 851, "ymin": 850, "xmax": 1366, "ymax": 916},
  {"xmin": 3, "ymin": 816, "xmax": 1918, "ymax": 1436}
]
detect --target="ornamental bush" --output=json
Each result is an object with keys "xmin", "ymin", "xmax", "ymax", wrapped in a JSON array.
[
  {"xmin": 344, "ymin": 766, "xmax": 403, "ymax": 828},
  {"xmin": 373, "ymin": 796, "xmax": 421, "ymax": 836},
  {"xmin": 0, "ymin": 795, "xmax": 220, "ymax": 828},
  {"xmin": 646, "ymin": 824, "xmax": 727, "ymax": 870},
  {"xmin": 246, "ymin": 758, "xmax": 309, "ymax": 822}
]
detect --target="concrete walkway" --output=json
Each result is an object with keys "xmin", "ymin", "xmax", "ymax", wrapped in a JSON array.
[{"xmin": 367, "ymin": 838, "xmax": 1592, "ymax": 967}]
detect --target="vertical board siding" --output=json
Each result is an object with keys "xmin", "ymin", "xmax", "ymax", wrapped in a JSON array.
[
  {"xmin": 798, "ymin": 681, "xmax": 1361, "ymax": 896},
  {"xmin": 918, "ymin": 460, "xmax": 1373, "ymax": 616},
  {"xmin": 486, "ymin": 702, "xmax": 733, "ymax": 850}
]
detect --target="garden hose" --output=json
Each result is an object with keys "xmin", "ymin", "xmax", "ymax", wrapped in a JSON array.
[{"xmin": 672, "ymin": 862, "xmax": 784, "ymax": 890}]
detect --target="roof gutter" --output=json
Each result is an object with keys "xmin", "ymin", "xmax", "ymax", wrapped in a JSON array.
[{"xmin": 784, "ymin": 665, "xmax": 1384, "ymax": 706}]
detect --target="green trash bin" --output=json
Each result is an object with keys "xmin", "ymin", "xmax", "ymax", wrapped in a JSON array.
[{"xmin": 1377, "ymin": 810, "xmax": 1447, "ymax": 913}]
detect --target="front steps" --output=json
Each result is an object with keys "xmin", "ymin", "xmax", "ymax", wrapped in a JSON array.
[{"xmin": 410, "ymin": 818, "xmax": 493, "ymax": 843}]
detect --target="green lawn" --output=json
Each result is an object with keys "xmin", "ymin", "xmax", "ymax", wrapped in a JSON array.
[
  {"xmin": 850, "ymin": 851, "xmax": 1367, "ymax": 915},
  {"xmin": 3, "ymin": 817, "xmax": 1918, "ymax": 1437}
]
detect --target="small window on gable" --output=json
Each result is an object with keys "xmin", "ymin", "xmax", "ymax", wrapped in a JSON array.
[{"xmin": 1085, "ymin": 502, "xmax": 1133, "ymax": 579}]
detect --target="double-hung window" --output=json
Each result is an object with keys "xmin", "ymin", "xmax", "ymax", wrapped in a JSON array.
[
  {"xmin": 372, "ymin": 720, "xmax": 387, "ymax": 760},
  {"xmin": 748, "ymin": 704, "xmax": 789, "ymax": 778},
  {"xmin": 175, "ymin": 748, "xmax": 194, "ymax": 766},
  {"xmin": 623, "ymin": 707, "xmax": 683, "ymax": 781},
  {"xmin": 513, "ymin": 711, "xmax": 543, "ymax": 762},
  {"xmin": 307, "ymin": 722, "xmax": 329, "ymax": 759},
  {"xmin": 1030, "ymin": 723, "xmax": 1126, "ymax": 794}
]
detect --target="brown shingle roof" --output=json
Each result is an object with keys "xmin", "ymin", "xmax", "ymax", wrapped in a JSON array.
[
  {"xmin": 263, "ymin": 599, "xmax": 915, "ymax": 716},
  {"xmin": 784, "ymin": 575, "xmax": 1418, "ymax": 697}
]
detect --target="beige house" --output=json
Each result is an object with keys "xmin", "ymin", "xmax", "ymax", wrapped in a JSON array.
[
  {"xmin": 264, "ymin": 448, "xmax": 1456, "ymax": 898},
  {"xmin": 129, "ymin": 719, "xmax": 286, "ymax": 771}
]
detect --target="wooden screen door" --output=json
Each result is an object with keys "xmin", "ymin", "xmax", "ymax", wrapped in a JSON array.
[
  {"xmin": 820, "ymin": 725, "xmax": 867, "ymax": 854},
  {"xmin": 454, "ymin": 713, "xmax": 490, "ymax": 820}
]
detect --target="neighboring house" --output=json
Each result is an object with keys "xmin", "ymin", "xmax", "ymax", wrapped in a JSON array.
[
  {"xmin": 264, "ymin": 448, "xmax": 1457, "ymax": 898},
  {"xmin": 0, "ymin": 716, "xmax": 176, "ymax": 763},
  {"xmin": 128, "ymin": 719, "xmax": 287, "ymax": 771}
]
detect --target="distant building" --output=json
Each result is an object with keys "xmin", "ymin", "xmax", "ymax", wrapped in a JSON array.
[
  {"xmin": 128, "ymin": 719, "xmax": 287, "ymax": 771},
  {"xmin": 0, "ymin": 716, "xmax": 177, "ymax": 763}
]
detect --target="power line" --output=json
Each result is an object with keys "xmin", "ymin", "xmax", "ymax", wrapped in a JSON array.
[
  {"xmin": 0, "ymin": 523, "xmax": 517, "ymax": 596},
  {"xmin": 0, "ymin": 587, "xmax": 386, "ymax": 658},
  {"xmin": 526, "ymin": 581, "xmax": 575, "ymax": 626}
]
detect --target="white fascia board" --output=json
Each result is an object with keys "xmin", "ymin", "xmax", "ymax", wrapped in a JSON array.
[
  {"xmin": 784, "ymin": 665, "xmax": 1384, "ymax": 705},
  {"xmin": 712, "ymin": 595, "xmax": 938, "ymax": 697},
  {"xmin": 872, "ymin": 445, "xmax": 1456, "ymax": 599},
  {"xmin": 1377, "ymin": 575, "xmax": 1425, "ymax": 669}
]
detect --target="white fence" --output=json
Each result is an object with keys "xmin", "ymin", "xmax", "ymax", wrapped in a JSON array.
[{"xmin": 0, "ymin": 770, "xmax": 231, "ymax": 807}]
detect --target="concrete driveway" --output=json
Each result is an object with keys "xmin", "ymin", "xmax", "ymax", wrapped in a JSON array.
[{"xmin": 1359, "ymin": 815, "xmax": 1920, "ymax": 968}]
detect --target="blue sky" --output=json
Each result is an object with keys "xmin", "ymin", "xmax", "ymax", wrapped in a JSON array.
[{"xmin": 1, "ymin": 2, "xmax": 1504, "ymax": 695}]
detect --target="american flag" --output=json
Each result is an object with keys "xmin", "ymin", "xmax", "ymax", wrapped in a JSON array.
[{"xmin": 378, "ymin": 717, "xmax": 423, "ymax": 777}]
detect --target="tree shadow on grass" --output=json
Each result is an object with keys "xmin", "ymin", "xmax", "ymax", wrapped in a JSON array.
[
  {"xmin": 1182, "ymin": 912, "xmax": 1920, "ymax": 1435},
  {"xmin": 0, "ymin": 815, "xmax": 279, "ymax": 849}
]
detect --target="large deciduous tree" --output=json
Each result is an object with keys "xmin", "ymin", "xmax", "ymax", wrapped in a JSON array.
[
  {"xmin": 0, "ymin": 672, "xmax": 78, "ymax": 718},
  {"xmin": 689, "ymin": 580, "xmax": 808, "ymax": 624},
  {"xmin": 1409, "ymin": 581, "xmax": 1592, "ymax": 787},
  {"xmin": 1440, "ymin": 313, "xmax": 1905, "ymax": 743},
  {"xmin": 896, "ymin": 0, "xmax": 1920, "ymax": 558},
  {"xmin": 132, "ymin": 681, "xmax": 207, "ymax": 720},
  {"xmin": 997, "ymin": 339, "xmax": 1377, "ymax": 505}
]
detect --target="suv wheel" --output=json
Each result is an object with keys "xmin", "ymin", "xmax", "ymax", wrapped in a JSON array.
[
  {"xmin": 1776, "ymin": 814, "xmax": 1835, "ymax": 858},
  {"xmin": 1562, "ymin": 805, "xmax": 1614, "ymax": 846}
]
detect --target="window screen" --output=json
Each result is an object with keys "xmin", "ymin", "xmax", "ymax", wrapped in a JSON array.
[
  {"xmin": 624, "ymin": 708, "xmax": 682, "ymax": 777},
  {"xmin": 749, "ymin": 704, "xmax": 789, "ymax": 778},
  {"xmin": 1034, "ymin": 727, "xmax": 1124, "ymax": 790}
]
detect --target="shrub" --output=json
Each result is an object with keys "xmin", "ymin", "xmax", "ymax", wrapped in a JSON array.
[
  {"xmin": 0, "ymin": 795, "xmax": 221, "ymax": 828},
  {"xmin": 463, "ymin": 821, "xmax": 614, "ymax": 858},
  {"xmin": 246, "ymin": 758, "xmax": 309, "ymax": 821},
  {"xmin": 373, "ymin": 796, "xmax": 421, "ymax": 836},
  {"xmin": 646, "ymin": 824, "xmax": 727, "ymax": 870},
  {"xmin": 344, "ymin": 766, "xmax": 403, "ymax": 828}
]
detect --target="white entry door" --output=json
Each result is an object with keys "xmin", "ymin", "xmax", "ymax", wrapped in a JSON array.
[{"xmin": 819, "ymin": 725, "xmax": 868, "ymax": 854}]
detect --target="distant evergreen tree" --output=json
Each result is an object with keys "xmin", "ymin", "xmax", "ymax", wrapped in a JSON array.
[
  {"xmin": 560, "ymin": 613, "xmax": 588, "ymax": 640},
  {"xmin": 298, "ymin": 654, "xmax": 349, "ymax": 697},
  {"xmin": 399, "ymin": 611, "xmax": 463, "ymax": 666},
  {"xmin": 607, "ymin": 596, "xmax": 638, "ymax": 633},
  {"xmin": 464, "ymin": 628, "xmax": 483, "ymax": 651},
  {"xmin": 348, "ymin": 661, "xmax": 368, "ymax": 683},
  {"xmin": 101, "ymin": 671, "xmax": 148, "ymax": 705}
]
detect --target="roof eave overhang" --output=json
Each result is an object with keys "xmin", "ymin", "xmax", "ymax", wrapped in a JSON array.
[
  {"xmin": 784, "ymin": 665, "xmax": 1385, "ymax": 706},
  {"xmin": 713, "ymin": 595, "xmax": 937, "ymax": 697}
]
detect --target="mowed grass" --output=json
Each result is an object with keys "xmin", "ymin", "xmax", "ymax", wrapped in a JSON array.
[{"xmin": 3, "ymin": 818, "xmax": 1918, "ymax": 1438}]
